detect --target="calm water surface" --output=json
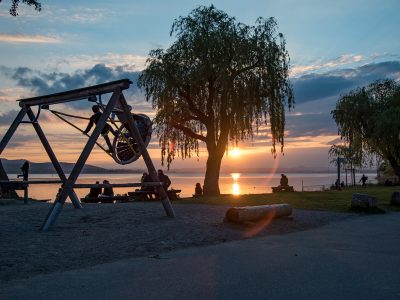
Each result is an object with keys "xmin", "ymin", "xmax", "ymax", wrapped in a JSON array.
[{"xmin": 11, "ymin": 172, "xmax": 377, "ymax": 201}]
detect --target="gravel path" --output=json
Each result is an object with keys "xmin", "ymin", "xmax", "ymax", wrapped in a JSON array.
[{"xmin": 0, "ymin": 201, "xmax": 353, "ymax": 282}]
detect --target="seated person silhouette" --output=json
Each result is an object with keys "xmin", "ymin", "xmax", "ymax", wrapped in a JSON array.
[
  {"xmin": 280, "ymin": 174, "xmax": 289, "ymax": 187},
  {"xmin": 193, "ymin": 182, "xmax": 203, "ymax": 197},
  {"xmin": 83, "ymin": 105, "xmax": 116, "ymax": 154},
  {"xmin": 140, "ymin": 172, "xmax": 153, "ymax": 191},
  {"xmin": 85, "ymin": 181, "xmax": 102, "ymax": 199},
  {"xmin": 158, "ymin": 169, "xmax": 171, "ymax": 191},
  {"xmin": 100, "ymin": 180, "xmax": 114, "ymax": 197}
]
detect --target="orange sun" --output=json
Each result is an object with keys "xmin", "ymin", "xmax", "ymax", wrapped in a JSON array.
[{"xmin": 230, "ymin": 148, "xmax": 241, "ymax": 158}]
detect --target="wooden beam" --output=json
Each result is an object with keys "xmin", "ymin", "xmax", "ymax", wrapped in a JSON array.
[
  {"xmin": 73, "ymin": 182, "xmax": 162, "ymax": 188},
  {"xmin": 119, "ymin": 94, "xmax": 175, "ymax": 218},
  {"xmin": 18, "ymin": 79, "xmax": 131, "ymax": 107},
  {"xmin": 41, "ymin": 89, "xmax": 122, "ymax": 231},
  {"xmin": 0, "ymin": 180, "xmax": 64, "ymax": 185},
  {"xmin": 26, "ymin": 108, "xmax": 82, "ymax": 208},
  {"xmin": 0, "ymin": 107, "xmax": 27, "ymax": 154}
]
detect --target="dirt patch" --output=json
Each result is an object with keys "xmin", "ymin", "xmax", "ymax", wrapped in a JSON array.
[{"xmin": 0, "ymin": 201, "xmax": 352, "ymax": 281}]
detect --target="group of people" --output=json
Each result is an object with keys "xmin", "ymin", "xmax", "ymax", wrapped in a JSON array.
[
  {"xmin": 85, "ymin": 180, "xmax": 114, "ymax": 199},
  {"xmin": 140, "ymin": 169, "xmax": 171, "ymax": 191}
]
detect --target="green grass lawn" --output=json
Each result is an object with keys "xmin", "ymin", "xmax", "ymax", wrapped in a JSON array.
[{"xmin": 178, "ymin": 185, "xmax": 400, "ymax": 213}]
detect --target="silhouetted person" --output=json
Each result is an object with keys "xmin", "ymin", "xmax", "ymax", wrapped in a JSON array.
[
  {"xmin": 360, "ymin": 174, "xmax": 368, "ymax": 186},
  {"xmin": 17, "ymin": 161, "xmax": 30, "ymax": 181},
  {"xmin": 140, "ymin": 172, "xmax": 153, "ymax": 191},
  {"xmin": 132, "ymin": 114, "xmax": 149, "ymax": 141},
  {"xmin": 86, "ymin": 181, "xmax": 101, "ymax": 199},
  {"xmin": 335, "ymin": 179, "xmax": 341, "ymax": 190},
  {"xmin": 101, "ymin": 180, "xmax": 114, "ymax": 197},
  {"xmin": 194, "ymin": 182, "xmax": 203, "ymax": 197},
  {"xmin": 158, "ymin": 169, "xmax": 171, "ymax": 191},
  {"xmin": 83, "ymin": 105, "xmax": 116, "ymax": 154},
  {"xmin": 280, "ymin": 174, "xmax": 288, "ymax": 186}
]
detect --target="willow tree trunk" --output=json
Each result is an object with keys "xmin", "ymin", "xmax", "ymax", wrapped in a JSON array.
[
  {"xmin": 203, "ymin": 153, "xmax": 224, "ymax": 196},
  {"xmin": 387, "ymin": 155, "xmax": 400, "ymax": 179}
]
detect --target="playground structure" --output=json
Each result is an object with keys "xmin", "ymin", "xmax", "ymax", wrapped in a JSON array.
[{"xmin": 0, "ymin": 79, "xmax": 175, "ymax": 230}]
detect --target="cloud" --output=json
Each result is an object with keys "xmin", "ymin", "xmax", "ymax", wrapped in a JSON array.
[
  {"xmin": 0, "ymin": 109, "xmax": 20, "ymax": 125},
  {"xmin": 292, "ymin": 61, "xmax": 400, "ymax": 104},
  {"xmin": 290, "ymin": 54, "xmax": 364, "ymax": 77},
  {"xmin": 0, "ymin": 34, "xmax": 61, "ymax": 44},
  {"xmin": 54, "ymin": 8, "xmax": 106, "ymax": 24},
  {"xmin": 55, "ymin": 53, "xmax": 148, "ymax": 72},
  {"xmin": 2, "ymin": 64, "xmax": 145, "ymax": 109},
  {"xmin": 7, "ymin": 64, "xmax": 141, "ymax": 94},
  {"xmin": 286, "ymin": 112, "xmax": 337, "ymax": 138}
]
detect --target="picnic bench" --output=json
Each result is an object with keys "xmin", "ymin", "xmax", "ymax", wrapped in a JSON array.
[
  {"xmin": 128, "ymin": 189, "xmax": 181, "ymax": 201},
  {"xmin": 272, "ymin": 185, "xmax": 294, "ymax": 193}
]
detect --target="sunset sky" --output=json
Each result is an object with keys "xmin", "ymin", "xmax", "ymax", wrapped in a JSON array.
[{"xmin": 0, "ymin": 0, "xmax": 399, "ymax": 172}]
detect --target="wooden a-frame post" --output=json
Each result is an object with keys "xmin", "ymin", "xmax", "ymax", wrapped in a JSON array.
[{"xmin": 0, "ymin": 79, "xmax": 175, "ymax": 230}]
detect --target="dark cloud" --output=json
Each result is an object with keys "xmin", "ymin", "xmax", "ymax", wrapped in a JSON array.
[
  {"xmin": 0, "ymin": 109, "xmax": 20, "ymax": 125},
  {"xmin": 292, "ymin": 61, "xmax": 400, "ymax": 104},
  {"xmin": 2, "ymin": 64, "xmax": 142, "ymax": 109},
  {"xmin": 9, "ymin": 64, "xmax": 141, "ymax": 96},
  {"xmin": 285, "ymin": 112, "xmax": 338, "ymax": 138}
]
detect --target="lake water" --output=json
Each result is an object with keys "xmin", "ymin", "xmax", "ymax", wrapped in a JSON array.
[{"xmin": 10, "ymin": 172, "xmax": 377, "ymax": 201}]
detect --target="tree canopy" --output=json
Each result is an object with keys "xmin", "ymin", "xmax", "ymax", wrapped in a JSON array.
[
  {"xmin": 0, "ymin": 0, "xmax": 41, "ymax": 16},
  {"xmin": 331, "ymin": 79, "xmax": 400, "ymax": 177},
  {"xmin": 138, "ymin": 5, "xmax": 293, "ymax": 195}
]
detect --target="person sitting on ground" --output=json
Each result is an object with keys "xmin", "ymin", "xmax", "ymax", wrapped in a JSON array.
[
  {"xmin": 280, "ymin": 174, "xmax": 289, "ymax": 186},
  {"xmin": 85, "ymin": 181, "xmax": 102, "ymax": 199},
  {"xmin": 99, "ymin": 180, "xmax": 114, "ymax": 197},
  {"xmin": 83, "ymin": 105, "xmax": 116, "ymax": 154},
  {"xmin": 157, "ymin": 169, "xmax": 171, "ymax": 191},
  {"xmin": 193, "ymin": 182, "xmax": 203, "ymax": 197}
]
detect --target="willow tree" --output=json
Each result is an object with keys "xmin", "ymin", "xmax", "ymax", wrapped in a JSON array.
[
  {"xmin": 332, "ymin": 79, "xmax": 400, "ymax": 177},
  {"xmin": 138, "ymin": 5, "xmax": 293, "ymax": 195},
  {"xmin": 0, "ymin": 0, "xmax": 41, "ymax": 16}
]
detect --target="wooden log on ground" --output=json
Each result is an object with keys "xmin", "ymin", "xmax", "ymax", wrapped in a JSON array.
[
  {"xmin": 390, "ymin": 192, "xmax": 400, "ymax": 206},
  {"xmin": 351, "ymin": 193, "xmax": 377, "ymax": 209},
  {"xmin": 225, "ymin": 204, "xmax": 292, "ymax": 223}
]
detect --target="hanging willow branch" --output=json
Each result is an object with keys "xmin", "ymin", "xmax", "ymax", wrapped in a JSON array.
[{"xmin": 138, "ymin": 5, "xmax": 293, "ymax": 170}]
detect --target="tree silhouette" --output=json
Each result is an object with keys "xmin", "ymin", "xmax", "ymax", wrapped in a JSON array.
[
  {"xmin": 0, "ymin": 0, "xmax": 41, "ymax": 16},
  {"xmin": 138, "ymin": 5, "xmax": 293, "ymax": 195},
  {"xmin": 332, "ymin": 79, "xmax": 400, "ymax": 178}
]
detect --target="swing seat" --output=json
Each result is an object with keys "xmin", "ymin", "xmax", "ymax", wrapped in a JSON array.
[{"xmin": 112, "ymin": 114, "xmax": 152, "ymax": 165}]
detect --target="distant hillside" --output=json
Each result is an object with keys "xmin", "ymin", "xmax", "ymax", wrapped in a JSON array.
[{"xmin": 0, "ymin": 159, "xmax": 142, "ymax": 174}]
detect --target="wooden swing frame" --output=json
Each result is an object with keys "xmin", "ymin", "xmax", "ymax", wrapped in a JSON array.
[{"xmin": 0, "ymin": 79, "xmax": 175, "ymax": 231}]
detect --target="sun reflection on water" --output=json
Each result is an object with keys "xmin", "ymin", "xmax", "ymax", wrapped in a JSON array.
[{"xmin": 231, "ymin": 173, "xmax": 241, "ymax": 195}]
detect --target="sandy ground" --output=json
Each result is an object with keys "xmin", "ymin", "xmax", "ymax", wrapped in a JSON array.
[{"xmin": 0, "ymin": 200, "xmax": 353, "ymax": 282}]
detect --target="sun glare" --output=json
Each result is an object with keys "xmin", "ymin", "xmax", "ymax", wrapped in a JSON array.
[{"xmin": 230, "ymin": 148, "xmax": 241, "ymax": 158}]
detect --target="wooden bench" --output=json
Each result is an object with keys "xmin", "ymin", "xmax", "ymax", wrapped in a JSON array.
[
  {"xmin": 128, "ymin": 189, "xmax": 181, "ymax": 201},
  {"xmin": 81, "ymin": 194, "xmax": 133, "ymax": 204},
  {"xmin": 272, "ymin": 185, "xmax": 294, "ymax": 193}
]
